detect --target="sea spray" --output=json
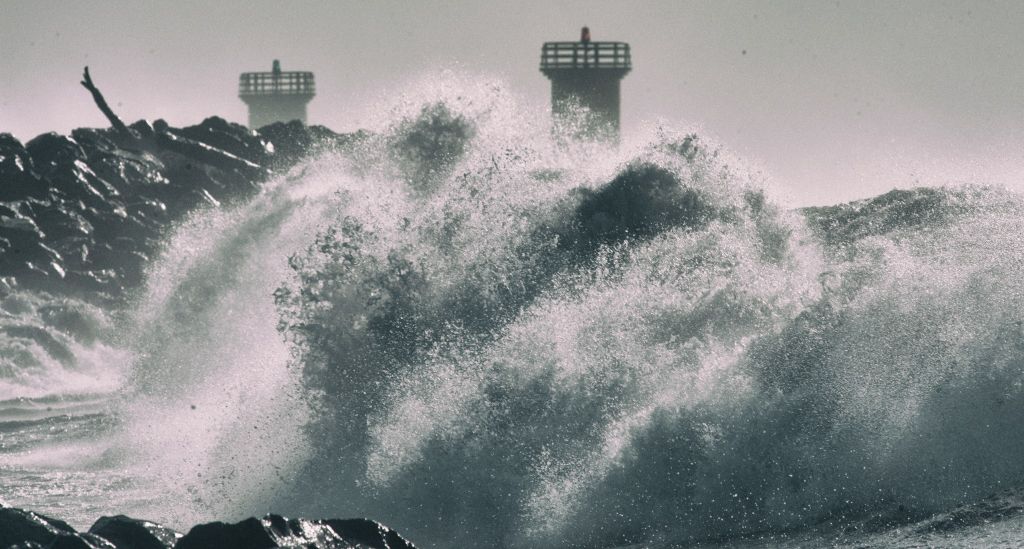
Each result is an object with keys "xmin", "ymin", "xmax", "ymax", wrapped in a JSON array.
[
  {"xmin": 266, "ymin": 75, "xmax": 827, "ymax": 547},
  {"xmin": 0, "ymin": 291, "xmax": 132, "ymax": 526},
  {"xmin": 113, "ymin": 165, "xmax": 350, "ymax": 527},
  {"xmin": 269, "ymin": 78, "xmax": 1024, "ymax": 547},
  {"xmin": 6, "ymin": 72, "xmax": 1024, "ymax": 548},
  {"xmin": 0, "ymin": 293, "xmax": 126, "ymax": 402}
]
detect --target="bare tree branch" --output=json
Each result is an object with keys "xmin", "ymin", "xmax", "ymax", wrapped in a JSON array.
[{"xmin": 80, "ymin": 66, "xmax": 134, "ymax": 137}]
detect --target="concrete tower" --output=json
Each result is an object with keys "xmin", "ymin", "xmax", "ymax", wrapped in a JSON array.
[
  {"xmin": 238, "ymin": 60, "xmax": 316, "ymax": 129},
  {"xmin": 540, "ymin": 27, "xmax": 631, "ymax": 142}
]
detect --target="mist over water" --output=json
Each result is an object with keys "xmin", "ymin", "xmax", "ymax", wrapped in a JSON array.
[{"xmin": 5, "ymin": 73, "xmax": 1024, "ymax": 548}]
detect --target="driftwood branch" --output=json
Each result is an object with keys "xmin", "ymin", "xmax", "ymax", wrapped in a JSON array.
[{"xmin": 80, "ymin": 66, "xmax": 133, "ymax": 137}]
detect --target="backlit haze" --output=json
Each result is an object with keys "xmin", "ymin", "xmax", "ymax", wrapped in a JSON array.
[{"xmin": 3, "ymin": 0, "xmax": 1024, "ymax": 205}]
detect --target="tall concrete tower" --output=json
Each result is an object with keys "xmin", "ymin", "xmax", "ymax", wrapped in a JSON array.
[
  {"xmin": 540, "ymin": 28, "xmax": 631, "ymax": 142},
  {"xmin": 238, "ymin": 60, "xmax": 316, "ymax": 128}
]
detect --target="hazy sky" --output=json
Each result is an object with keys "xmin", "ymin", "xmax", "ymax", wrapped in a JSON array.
[{"xmin": 3, "ymin": 0, "xmax": 1024, "ymax": 206}]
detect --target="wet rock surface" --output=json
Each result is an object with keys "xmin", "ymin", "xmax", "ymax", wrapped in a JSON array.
[
  {"xmin": 88, "ymin": 516, "xmax": 182, "ymax": 549},
  {"xmin": 0, "ymin": 504, "xmax": 113, "ymax": 549},
  {"xmin": 0, "ymin": 118, "xmax": 359, "ymax": 303},
  {"xmin": 0, "ymin": 505, "xmax": 416, "ymax": 549}
]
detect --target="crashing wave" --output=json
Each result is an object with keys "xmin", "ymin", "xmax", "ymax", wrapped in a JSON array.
[{"xmin": 5, "ymin": 73, "xmax": 1024, "ymax": 549}]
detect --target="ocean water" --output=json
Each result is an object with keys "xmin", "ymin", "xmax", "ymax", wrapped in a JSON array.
[{"xmin": 4, "ymin": 74, "xmax": 1024, "ymax": 548}]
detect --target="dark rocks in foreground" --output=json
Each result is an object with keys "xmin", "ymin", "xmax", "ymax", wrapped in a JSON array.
[
  {"xmin": 0, "ymin": 504, "xmax": 416, "ymax": 549},
  {"xmin": 88, "ymin": 516, "xmax": 182, "ymax": 549},
  {"xmin": 0, "ymin": 505, "xmax": 113, "ymax": 549},
  {"xmin": 175, "ymin": 516, "xmax": 415, "ymax": 549},
  {"xmin": 0, "ymin": 118, "xmax": 361, "ymax": 303}
]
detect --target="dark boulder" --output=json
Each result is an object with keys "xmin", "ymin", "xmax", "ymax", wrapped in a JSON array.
[
  {"xmin": 174, "ymin": 515, "xmax": 344, "ymax": 549},
  {"xmin": 128, "ymin": 120, "xmax": 156, "ymax": 139},
  {"xmin": 70, "ymin": 129, "xmax": 167, "ymax": 198},
  {"xmin": 175, "ymin": 116, "xmax": 273, "ymax": 167},
  {"xmin": 32, "ymin": 206, "xmax": 95, "ymax": 240},
  {"xmin": 0, "ymin": 506, "xmax": 418, "ymax": 549},
  {"xmin": 88, "ymin": 515, "xmax": 182, "ymax": 549},
  {"xmin": 25, "ymin": 133, "xmax": 87, "ymax": 175},
  {"xmin": 0, "ymin": 134, "xmax": 35, "ymax": 174},
  {"xmin": 154, "ymin": 130, "xmax": 268, "ymax": 185},
  {"xmin": 0, "ymin": 505, "xmax": 113, "ymax": 548},
  {"xmin": 0, "ymin": 505, "xmax": 76, "ymax": 547},
  {"xmin": 48, "ymin": 533, "xmax": 117, "ymax": 549},
  {"xmin": 322, "ymin": 518, "xmax": 417, "ymax": 549},
  {"xmin": 0, "ymin": 134, "xmax": 47, "ymax": 201},
  {"xmin": 257, "ymin": 121, "xmax": 358, "ymax": 168}
]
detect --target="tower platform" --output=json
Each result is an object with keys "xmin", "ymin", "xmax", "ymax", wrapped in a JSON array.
[
  {"xmin": 238, "ymin": 60, "xmax": 316, "ymax": 128},
  {"xmin": 540, "ymin": 39, "xmax": 632, "ymax": 141}
]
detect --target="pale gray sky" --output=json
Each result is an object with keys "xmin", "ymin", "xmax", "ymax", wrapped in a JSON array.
[{"xmin": 3, "ymin": 0, "xmax": 1024, "ymax": 205}]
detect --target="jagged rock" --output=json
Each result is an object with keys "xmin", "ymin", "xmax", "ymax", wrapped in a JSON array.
[
  {"xmin": 128, "ymin": 120, "xmax": 156, "ymax": 139},
  {"xmin": 88, "ymin": 515, "xmax": 182, "ymax": 549},
  {"xmin": 48, "ymin": 533, "xmax": 117, "ymax": 549},
  {"xmin": 0, "ymin": 134, "xmax": 35, "ymax": 174},
  {"xmin": 25, "ymin": 133, "xmax": 87, "ymax": 175},
  {"xmin": 257, "ymin": 121, "xmax": 317, "ymax": 167},
  {"xmin": 0, "ymin": 504, "xmax": 76, "ymax": 547},
  {"xmin": 71, "ymin": 129, "xmax": 166, "ymax": 198},
  {"xmin": 0, "ymin": 118, "xmax": 356, "ymax": 300},
  {"xmin": 154, "ymin": 130, "xmax": 267, "ymax": 183},
  {"xmin": 39, "ymin": 166, "xmax": 114, "ymax": 206},
  {"xmin": 0, "ymin": 205, "xmax": 45, "ymax": 237},
  {"xmin": 32, "ymin": 206, "xmax": 95, "ymax": 240},
  {"xmin": 174, "ymin": 515, "xmax": 346, "ymax": 549},
  {"xmin": 322, "ymin": 518, "xmax": 417, "ymax": 549},
  {"xmin": 175, "ymin": 116, "xmax": 273, "ymax": 167},
  {"xmin": 0, "ymin": 134, "xmax": 46, "ymax": 201},
  {"xmin": 257, "ymin": 121, "xmax": 358, "ymax": 167},
  {"xmin": 0, "ymin": 507, "xmax": 417, "ymax": 549}
]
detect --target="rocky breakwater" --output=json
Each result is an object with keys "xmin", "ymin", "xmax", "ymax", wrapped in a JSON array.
[
  {"xmin": 0, "ymin": 503, "xmax": 417, "ymax": 549},
  {"xmin": 0, "ymin": 118, "xmax": 357, "ymax": 302}
]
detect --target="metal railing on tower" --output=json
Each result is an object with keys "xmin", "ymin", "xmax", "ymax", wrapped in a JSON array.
[{"xmin": 238, "ymin": 60, "xmax": 316, "ymax": 129}]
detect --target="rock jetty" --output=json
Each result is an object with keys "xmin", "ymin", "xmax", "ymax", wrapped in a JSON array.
[
  {"xmin": 0, "ymin": 504, "xmax": 416, "ymax": 549},
  {"xmin": 0, "ymin": 118, "xmax": 358, "ymax": 303}
]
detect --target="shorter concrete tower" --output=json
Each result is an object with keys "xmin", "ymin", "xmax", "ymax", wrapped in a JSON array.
[
  {"xmin": 540, "ymin": 28, "xmax": 631, "ymax": 141},
  {"xmin": 238, "ymin": 60, "xmax": 316, "ymax": 128}
]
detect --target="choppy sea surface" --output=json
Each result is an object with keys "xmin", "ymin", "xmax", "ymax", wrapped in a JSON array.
[{"xmin": 4, "ymin": 74, "xmax": 1024, "ymax": 548}]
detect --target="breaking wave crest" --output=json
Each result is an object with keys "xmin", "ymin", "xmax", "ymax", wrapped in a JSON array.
[{"xmin": 98, "ymin": 74, "xmax": 1024, "ymax": 547}]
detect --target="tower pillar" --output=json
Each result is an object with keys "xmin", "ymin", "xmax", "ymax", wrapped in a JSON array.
[
  {"xmin": 540, "ymin": 29, "xmax": 631, "ymax": 142},
  {"xmin": 238, "ymin": 60, "xmax": 316, "ymax": 129}
]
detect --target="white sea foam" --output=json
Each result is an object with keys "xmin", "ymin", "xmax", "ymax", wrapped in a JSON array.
[{"xmin": 6, "ymin": 72, "xmax": 1024, "ymax": 548}]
